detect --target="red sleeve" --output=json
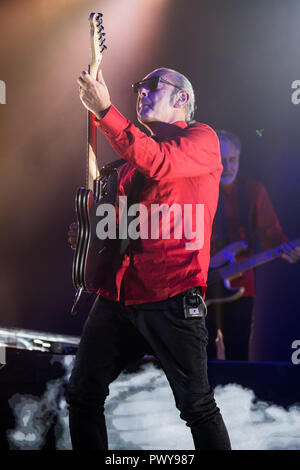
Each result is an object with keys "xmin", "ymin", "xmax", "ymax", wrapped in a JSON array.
[
  {"xmin": 94, "ymin": 106, "xmax": 222, "ymax": 180},
  {"xmin": 250, "ymin": 180, "xmax": 288, "ymax": 249}
]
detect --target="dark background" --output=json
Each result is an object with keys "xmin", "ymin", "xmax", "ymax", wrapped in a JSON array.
[{"xmin": 0, "ymin": 0, "xmax": 299, "ymax": 361}]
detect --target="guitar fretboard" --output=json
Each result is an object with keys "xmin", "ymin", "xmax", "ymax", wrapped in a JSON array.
[
  {"xmin": 209, "ymin": 237, "xmax": 300, "ymax": 284},
  {"xmin": 220, "ymin": 245, "xmax": 281, "ymax": 279}
]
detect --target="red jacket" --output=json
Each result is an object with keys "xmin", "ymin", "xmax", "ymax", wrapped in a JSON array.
[{"xmin": 95, "ymin": 106, "xmax": 222, "ymax": 305}]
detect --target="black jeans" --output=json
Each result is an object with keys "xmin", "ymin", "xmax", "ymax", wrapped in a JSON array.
[{"xmin": 66, "ymin": 290, "xmax": 231, "ymax": 450}]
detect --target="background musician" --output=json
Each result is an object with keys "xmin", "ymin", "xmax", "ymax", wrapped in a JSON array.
[{"xmin": 206, "ymin": 130, "xmax": 300, "ymax": 361}]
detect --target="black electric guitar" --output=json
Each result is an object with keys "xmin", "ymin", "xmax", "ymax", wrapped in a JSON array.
[
  {"xmin": 205, "ymin": 238, "xmax": 300, "ymax": 306},
  {"xmin": 72, "ymin": 13, "xmax": 124, "ymax": 313}
]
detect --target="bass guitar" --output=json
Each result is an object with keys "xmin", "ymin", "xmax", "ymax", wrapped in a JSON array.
[
  {"xmin": 72, "ymin": 13, "xmax": 124, "ymax": 313},
  {"xmin": 205, "ymin": 238, "xmax": 300, "ymax": 306}
]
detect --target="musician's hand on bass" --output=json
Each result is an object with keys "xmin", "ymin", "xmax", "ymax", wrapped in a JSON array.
[
  {"xmin": 77, "ymin": 67, "xmax": 111, "ymax": 118},
  {"xmin": 68, "ymin": 222, "xmax": 78, "ymax": 251},
  {"xmin": 280, "ymin": 242, "xmax": 300, "ymax": 263}
]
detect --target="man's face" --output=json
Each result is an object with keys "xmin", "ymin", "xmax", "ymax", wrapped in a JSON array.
[
  {"xmin": 220, "ymin": 141, "xmax": 240, "ymax": 185},
  {"xmin": 136, "ymin": 70, "xmax": 178, "ymax": 125}
]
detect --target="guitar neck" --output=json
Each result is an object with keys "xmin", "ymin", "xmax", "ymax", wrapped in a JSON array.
[
  {"xmin": 219, "ymin": 237, "xmax": 300, "ymax": 280},
  {"xmin": 86, "ymin": 110, "xmax": 99, "ymax": 189},
  {"xmin": 84, "ymin": 12, "xmax": 106, "ymax": 190},
  {"xmin": 86, "ymin": 60, "xmax": 101, "ymax": 190}
]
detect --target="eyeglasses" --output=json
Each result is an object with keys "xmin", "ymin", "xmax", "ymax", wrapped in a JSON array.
[{"xmin": 132, "ymin": 76, "xmax": 182, "ymax": 94}]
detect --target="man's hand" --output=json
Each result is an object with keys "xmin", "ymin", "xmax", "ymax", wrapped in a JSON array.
[
  {"xmin": 77, "ymin": 68, "xmax": 111, "ymax": 118},
  {"xmin": 68, "ymin": 222, "xmax": 78, "ymax": 251},
  {"xmin": 280, "ymin": 242, "xmax": 300, "ymax": 263}
]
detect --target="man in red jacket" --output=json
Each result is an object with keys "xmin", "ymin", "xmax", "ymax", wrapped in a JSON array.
[
  {"xmin": 66, "ymin": 67, "xmax": 231, "ymax": 450},
  {"xmin": 207, "ymin": 130, "xmax": 300, "ymax": 361}
]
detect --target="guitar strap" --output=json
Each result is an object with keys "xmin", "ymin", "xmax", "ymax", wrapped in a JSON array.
[
  {"xmin": 101, "ymin": 158, "xmax": 126, "ymax": 172},
  {"xmin": 214, "ymin": 178, "xmax": 251, "ymax": 249},
  {"xmin": 213, "ymin": 190, "xmax": 229, "ymax": 251},
  {"xmin": 119, "ymin": 169, "xmax": 145, "ymax": 255},
  {"xmin": 99, "ymin": 158, "xmax": 146, "ymax": 255},
  {"xmin": 237, "ymin": 178, "xmax": 251, "ymax": 246}
]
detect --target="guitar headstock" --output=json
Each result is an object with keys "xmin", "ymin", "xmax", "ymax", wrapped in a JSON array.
[{"xmin": 89, "ymin": 12, "xmax": 107, "ymax": 79}]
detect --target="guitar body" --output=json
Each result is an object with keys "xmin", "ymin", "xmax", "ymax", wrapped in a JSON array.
[
  {"xmin": 206, "ymin": 235, "xmax": 300, "ymax": 306},
  {"xmin": 205, "ymin": 241, "xmax": 247, "ymax": 306},
  {"xmin": 72, "ymin": 164, "xmax": 124, "ymax": 297}
]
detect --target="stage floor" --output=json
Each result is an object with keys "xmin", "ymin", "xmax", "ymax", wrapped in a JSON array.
[{"xmin": 2, "ymin": 354, "xmax": 300, "ymax": 450}]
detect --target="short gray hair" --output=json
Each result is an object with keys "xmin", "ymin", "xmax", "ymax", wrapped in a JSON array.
[
  {"xmin": 154, "ymin": 68, "xmax": 196, "ymax": 123},
  {"xmin": 216, "ymin": 130, "xmax": 241, "ymax": 153}
]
